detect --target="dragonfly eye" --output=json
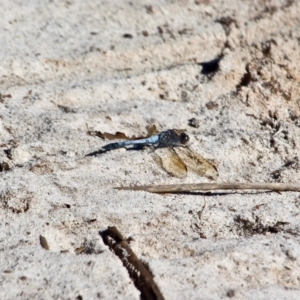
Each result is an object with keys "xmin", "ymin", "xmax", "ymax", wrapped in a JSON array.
[{"xmin": 180, "ymin": 133, "xmax": 189, "ymax": 144}]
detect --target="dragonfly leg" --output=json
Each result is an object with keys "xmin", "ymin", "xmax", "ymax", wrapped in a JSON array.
[{"xmin": 147, "ymin": 145, "xmax": 156, "ymax": 153}]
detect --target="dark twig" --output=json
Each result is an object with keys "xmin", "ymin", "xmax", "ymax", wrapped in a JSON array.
[
  {"xmin": 198, "ymin": 197, "xmax": 207, "ymax": 220},
  {"xmin": 115, "ymin": 182, "xmax": 300, "ymax": 194},
  {"xmin": 100, "ymin": 226, "xmax": 165, "ymax": 300}
]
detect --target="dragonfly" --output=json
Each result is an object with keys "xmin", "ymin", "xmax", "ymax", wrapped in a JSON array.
[{"xmin": 96, "ymin": 128, "xmax": 218, "ymax": 179}]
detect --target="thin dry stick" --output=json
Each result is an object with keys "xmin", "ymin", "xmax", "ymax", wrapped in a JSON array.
[
  {"xmin": 198, "ymin": 197, "xmax": 207, "ymax": 220},
  {"xmin": 115, "ymin": 183, "xmax": 300, "ymax": 193},
  {"xmin": 100, "ymin": 226, "xmax": 165, "ymax": 300}
]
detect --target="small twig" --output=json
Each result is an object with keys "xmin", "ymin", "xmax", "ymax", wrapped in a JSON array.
[
  {"xmin": 115, "ymin": 183, "xmax": 300, "ymax": 194},
  {"xmin": 198, "ymin": 197, "xmax": 207, "ymax": 220},
  {"xmin": 100, "ymin": 226, "xmax": 165, "ymax": 300}
]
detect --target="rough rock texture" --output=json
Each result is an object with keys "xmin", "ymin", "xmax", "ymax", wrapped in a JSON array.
[{"xmin": 1, "ymin": 0, "xmax": 300, "ymax": 299}]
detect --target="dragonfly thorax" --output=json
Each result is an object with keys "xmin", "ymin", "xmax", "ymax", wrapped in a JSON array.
[{"xmin": 157, "ymin": 130, "xmax": 190, "ymax": 147}]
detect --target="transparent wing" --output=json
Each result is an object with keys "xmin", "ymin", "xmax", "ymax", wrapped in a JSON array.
[
  {"xmin": 154, "ymin": 147, "xmax": 187, "ymax": 178},
  {"xmin": 175, "ymin": 146, "xmax": 218, "ymax": 180},
  {"xmin": 146, "ymin": 124, "xmax": 159, "ymax": 136}
]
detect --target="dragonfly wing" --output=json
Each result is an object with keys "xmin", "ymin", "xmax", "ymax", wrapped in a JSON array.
[
  {"xmin": 155, "ymin": 147, "xmax": 187, "ymax": 178},
  {"xmin": 175, "ymin": 147, "xmax": 218, "ymax": 180},
  {"xmin": 146, "ymin": 124, "xmax": 159, "ymax": 136}
]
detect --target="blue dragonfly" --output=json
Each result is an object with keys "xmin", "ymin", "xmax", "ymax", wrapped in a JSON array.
[{"xmin": 89, "ymin": 127, "xmax": 218, "ymax": 179}]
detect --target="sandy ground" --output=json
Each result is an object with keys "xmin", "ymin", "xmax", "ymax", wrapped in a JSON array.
[{"xmin": 1, "ymin": 0, "xmax": 300, "ymax": 299}]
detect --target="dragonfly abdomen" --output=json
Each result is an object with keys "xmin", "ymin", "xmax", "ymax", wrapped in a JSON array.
[{"xmin": 102, "ymin": 135, "xmax": 160, "ymax": 151}]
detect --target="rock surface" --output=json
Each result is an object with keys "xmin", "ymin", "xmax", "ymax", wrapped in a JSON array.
[{"xmin": 1, "ymin": 0, "xmax": 300, "ymax": 299}]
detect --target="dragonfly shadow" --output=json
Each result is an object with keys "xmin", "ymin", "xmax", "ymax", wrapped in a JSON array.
[{"xmin": 86, "ymin": 149, "xmax": 106, "ymax": 156}]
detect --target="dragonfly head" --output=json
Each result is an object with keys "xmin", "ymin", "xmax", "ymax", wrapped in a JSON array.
[{"xmin": 180, "ymin": 133, "xmax": 189, "ymax": 145}]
